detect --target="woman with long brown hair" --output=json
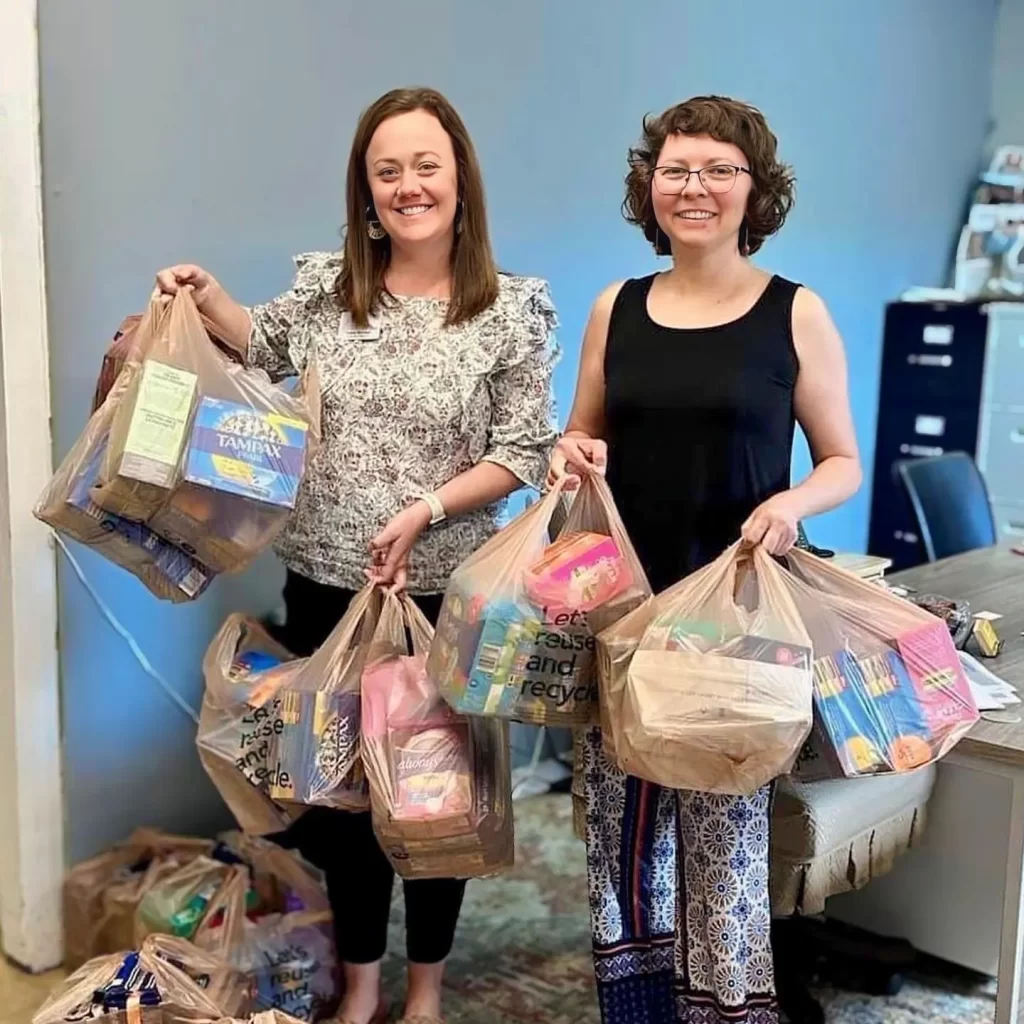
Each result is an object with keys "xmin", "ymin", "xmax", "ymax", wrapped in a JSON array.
[
  {"xmin": 156, "ymin": 87, "xmax": 558, "ymax": 1024},
  {"xmin": 550, "ymin": 96, "xmax": 861, "ymax": 1023}
]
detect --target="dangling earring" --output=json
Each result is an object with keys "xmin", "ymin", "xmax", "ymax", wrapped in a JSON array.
[
  {"xmin": 455, "ymin": 198, "xmax": 464, "ymax": 236},
  {"xmin": 655, "ymin": 227, "xmax": 671, "ymax": 256},
  {"xmin": 739, "ymin": 220, "xmax": 751, "ymax": 257},
  {"xmin": 366, "ymin": 205, "xmax": 386, "ymax": 241}
]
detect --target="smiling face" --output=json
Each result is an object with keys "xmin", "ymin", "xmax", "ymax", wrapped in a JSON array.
[
  {"xmin": 651, "ymin": 133, "xmax": 753, "ymax": 255},
  {"xmin": 365, "ymin": 108, "xmax": 459, "ymax": 251}
]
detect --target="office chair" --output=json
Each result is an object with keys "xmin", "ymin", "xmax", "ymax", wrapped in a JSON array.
[{"xmin": 893, "ymin": 452, "xmax": 997, "ymax": 562}]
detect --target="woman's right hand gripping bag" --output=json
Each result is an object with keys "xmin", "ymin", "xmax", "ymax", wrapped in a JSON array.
[
  {"xmin": 782, "ymin": 548, "xmax": 979, "ymax": 779},
  {"xmin": 606, "ymin": 543, "xmax": 814, "ymax": 796},
  {"xmin": 362, "ymin": 593, "xmax": 514, "ymax": 880},
  {"xmin": 427, "ymin": 472, "xmax": 650, "ymax": 728}
]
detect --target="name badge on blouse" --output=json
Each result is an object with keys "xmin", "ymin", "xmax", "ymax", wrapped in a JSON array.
[{"xmin": 338, "ymin": 311, "xmax": 381, "ymax": 342}]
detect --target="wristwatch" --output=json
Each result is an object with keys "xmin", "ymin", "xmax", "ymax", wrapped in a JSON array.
[{"xmin": 416, "ymin": 492, "xmax": 447, "ymax": 526}]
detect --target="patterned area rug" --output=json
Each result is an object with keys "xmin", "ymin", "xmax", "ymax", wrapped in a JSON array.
[{"xmin": 382, "ymin": 793, "xmax": 996, "ymax": 1023}]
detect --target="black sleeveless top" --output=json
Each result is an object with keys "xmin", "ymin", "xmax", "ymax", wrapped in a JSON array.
[{"xmin": 604, "ymin": 273, "xmax": 800, "ymax": 594}]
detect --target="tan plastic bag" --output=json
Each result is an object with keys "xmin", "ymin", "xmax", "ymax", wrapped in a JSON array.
[
  {"xmin": 197, "ymin": 615, "xmax": 306, "ymax": 835},
  {"xmin": 212, "ymin": 1013, "xmax": 308, "ymax": 1024},
  {"xmin": 32, "ymin": 949, "xmax": 225, "ymax": 1024},
  {"xmin": 781, "ymin": 549, "xmax": 979, "ymax": 779},
  {"xmin": 64, "ymin": 830, "xmax": 214, "ymax": 970},
  {"xmin": 192, "ymin": 838, "xmax": 337, "ymax": 1022},
  {"xmin": 428, "ymin": 473, "xmax": 650, "ymax": 726},
  {"xmin": 610, "ymin": 543, "xmax": 814, "ymax": 795},
  {"xmin": 257, "ymin": 586, "xmax": 383, "ymax": 810},
  {"xmin": 141, "ymin": 934, "xmax": 254, "ymax": 1018},
  {"xmin": 92, "ymin": 289, "xmax": 321, "ymax": 574},
  {"xmin": 35, "ymin": 370, "xmax": 215, "ymax": 603},
  {"xmin": 362, "ymin": 593, "xmax": 515, "ymax": 879},
  {"xmin": 135, "ymin": 857, "xmax": 240, "ymax": 945}
]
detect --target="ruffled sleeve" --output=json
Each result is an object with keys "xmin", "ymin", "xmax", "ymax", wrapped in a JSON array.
[
  {"xmin": 247, "ymin": 251, "xmax": 341, "ymax": 381},
  {"xmin": 482, "ymin": 276, "xmax": 561, "ymax": 490}
]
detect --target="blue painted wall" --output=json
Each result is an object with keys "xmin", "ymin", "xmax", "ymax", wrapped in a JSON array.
[{"xmin": 38, "ymin": 0, "xmax": 997, "ymax": 860}]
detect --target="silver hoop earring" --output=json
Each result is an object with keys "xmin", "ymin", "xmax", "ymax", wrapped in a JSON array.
[{"xmin": 366, "ymin": 206, "xmax": 386, "ymax": 241}]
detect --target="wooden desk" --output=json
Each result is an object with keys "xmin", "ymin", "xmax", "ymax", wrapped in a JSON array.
[{"xmin": 891, "ymin": 545, "xmax": 1024, "ymax": 1024}]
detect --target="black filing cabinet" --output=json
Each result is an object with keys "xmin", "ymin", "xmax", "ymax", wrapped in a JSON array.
[{"xmin": 868, "ymin": 300, "xmax": 989, "ymax": 570}]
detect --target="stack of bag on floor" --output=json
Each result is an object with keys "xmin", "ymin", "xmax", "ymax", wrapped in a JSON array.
[
  {"xmin": 34, "ymin": 289, "xmax": 320, "ymax": 601},
  {"xmin": 56, "ymin": 831, "xmax": 338, "ymax": 1023}
]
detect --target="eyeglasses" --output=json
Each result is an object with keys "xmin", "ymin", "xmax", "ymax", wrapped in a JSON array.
[{"xmin": 652, "ymin": 164, "xmax": 751, "ymax": 195}]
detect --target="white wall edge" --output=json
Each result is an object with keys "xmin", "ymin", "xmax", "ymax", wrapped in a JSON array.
[{"xmin": 0, "ymin": 0, "xmax": 65, "ymax": 972}]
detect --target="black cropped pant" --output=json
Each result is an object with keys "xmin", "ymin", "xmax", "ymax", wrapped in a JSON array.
[{"xmin": 271, "ymin": 570, "xmax": 466, "ymax": 965}]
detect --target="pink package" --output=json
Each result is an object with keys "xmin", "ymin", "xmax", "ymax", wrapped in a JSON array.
[{"xmin": 524, "ymin": 531, "xmax": 633, "ymax": 613}]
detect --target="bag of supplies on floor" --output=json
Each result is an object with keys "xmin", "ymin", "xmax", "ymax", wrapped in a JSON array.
[
  {"xmin": 782, "ymin": 548, "xmax": 979, "ymax": 780},
  {"xmin": 88, "ymin": 288, "xmax": 320, "ymax": 574},
  {"xmin": 192, "ymin": 835, "xmax": 337, "ymax": 1023},
  {"xmin": 141, "ymin": 934, "xmax": 254, "ymax": 1018},
  {"xmin": 362, "ymin": 592, "xmax": 514, "ymax": 879},
  {"xmin": 259, "ymin": 585, "xmax": 383, "ymax": 811},
  {"xmin": 135, "ymin": 856, "xmax": 241, "ymax": 945},
  {"xmin": 611, "ymin": 542, "xmax": 814, "ymax": 795},
  {"xmin": 32, "ymin": 948, "xmax": 227, "ymax": 1024},
  {"xmin": 427, "ymin": 472, "xmax": 649, "ymax": 727},
  {"xmin": 63, "ymin": 829, "xmax": 215, "ymax": 971},
  {"xmin": 35, "ymin": 369, "xmax": 216, "ymax": 603},
  {"xmin": 197, "ymin": 614, "xmax": 307, "ymax": 835}
]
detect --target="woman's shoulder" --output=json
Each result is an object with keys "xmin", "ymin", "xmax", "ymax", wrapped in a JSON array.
[
  {"xmin": 492, "ymin": 273, "xmax": 558, "ymax": 330},
  {"xmin": 289, "ymin": 250, "xmax": 343, "ymax": 297}
]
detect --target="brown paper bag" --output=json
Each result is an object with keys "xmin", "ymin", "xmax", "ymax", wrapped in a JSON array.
[{"xmin": 611, "ymin": 543, "xmax": 814, "ymax": 795}]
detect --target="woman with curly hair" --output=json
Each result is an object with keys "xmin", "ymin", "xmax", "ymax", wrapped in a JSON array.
[{"xmin": 549, "ymin": 96, "xmax": 861, "ymax": 1023}]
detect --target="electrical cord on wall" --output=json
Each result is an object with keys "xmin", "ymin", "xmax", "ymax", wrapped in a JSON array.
[{"xmin": 53, "ymin": 533, "xmax": 201, "ymax": 725}]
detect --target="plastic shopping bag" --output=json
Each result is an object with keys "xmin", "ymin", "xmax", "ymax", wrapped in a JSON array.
[
  {"xmin": 63, "ymin": 829, "xmax": 214, "ymax": 971},
  {"xmin": 135, "ymin": 857, "xmax": 240, "ymax": 945},
  {"xmin": 427, "ymin": 473, "xmax": 649, "ymax": 726},
  {"xmin": 609, "ymin": 543, "xmax": 814, "ymax": 795},
  {"xmin": 362, "ymin": 593, "xmax": 514, "ymax": 879},
  {"xmin": 35, "ymin": 369, "xmax": 215, "ymax": 603},
  {"xmin": 258, "ymin": 586, "xmax": 383, "ymax": 810},
  {"xmin": 142, "ymin": 934, "xmax": 254, "ymax": 1018},
  {"xmin": 91, "ymin": 289, "xmax": 320, "ymax": 574},
  {"xmin": 197, "ymin": 615, "xmax": 306, "ymax": 835},
  {"xmin": 32, "ymin": 948, "xmax": 226, "ymax": 1024},
  {"xmin": 192, "ymin": 837, "xmax": 337, "ymax": 1023},
  {"xmin": 782, "ymin": 548, "xmax": 979, "ymax": 779}
]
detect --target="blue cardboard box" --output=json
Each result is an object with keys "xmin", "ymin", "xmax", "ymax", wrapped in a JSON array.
[{"xmin": 183, "ymin": 398, "xmax": 309, "ymax": 508}]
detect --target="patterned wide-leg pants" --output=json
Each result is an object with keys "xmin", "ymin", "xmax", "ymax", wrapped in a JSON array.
[{"xmin": 579, "ymin": 726, "xmax": 778, "ymax": 1024}]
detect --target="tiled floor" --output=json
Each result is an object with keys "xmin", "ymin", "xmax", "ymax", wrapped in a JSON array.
[{"xmin": 0, "ymin": 952, "xmax": 62, "ymax": 1024}]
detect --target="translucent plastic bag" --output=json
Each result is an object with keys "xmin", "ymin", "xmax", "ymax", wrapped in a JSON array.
[
  {"xmin": 64, "ymin": 830, "xmax": 214, "ymax": 970},
  {"xmin": 135, "ymin": 857, "xmax": 240, "ymax": 945},
  {"xmin": 92, "ymin": 313, "xmax": 142, "ymax": 414},
  {"xmin": 35, "ymin": 370, "xmax": 215, "ymax": 603},
  {"xmin": 91, "ymin": 289, "xmax": 321, "ymax": 574},
  {"xmin": 192, "ymin": 838, "xmax": 337, "ymax": 1023},
  {"xmin": 428, "ymin": 473, "xmax": 650, "ymax": 726},
  {"xmin": 258, "ymin": 586, "xmax": 382, "ymax": 810},
  {"xmin": 32, "ymin": 949, "xmax": 225, "ymax": 1024},
  {"xmin": 610, "ymin": 543, "xmax": 814, "ymax": 795},
  {"xmin": 782, "ymin": 548, "xmax": 979, "ymax": 779},
  {"xmin": 197, "ymin": 615, "xmax": 306, "ymax": 835},
  {"xmin": 142, "ymin": 935, "xmax": 254, "ymax": 1018},
  {"xmin": 362, "ymin": 593, "xmax": 515, "ymax": 879}
]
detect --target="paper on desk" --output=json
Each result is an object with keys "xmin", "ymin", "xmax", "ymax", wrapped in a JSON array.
[{"xmin": 958, "ymin": 650, "xmax": 1021, "ymax": 711}]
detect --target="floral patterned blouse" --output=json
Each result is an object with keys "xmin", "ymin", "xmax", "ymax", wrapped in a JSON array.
[{"xmin": 247, "ymin": 251, "xmax": 559, "ymax": 594}]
